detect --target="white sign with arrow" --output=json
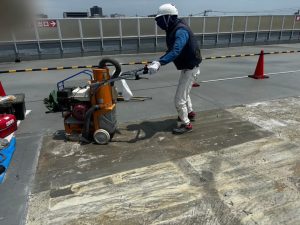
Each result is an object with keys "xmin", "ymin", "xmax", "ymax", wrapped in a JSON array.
[{"xmin": 37, "ymin": 20, "xmax": 57, "ymax": 28}]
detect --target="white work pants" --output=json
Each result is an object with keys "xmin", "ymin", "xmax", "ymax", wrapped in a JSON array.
[{"xmin": 175, "ymin": 67, "xmax": 200, "ymax": 124}]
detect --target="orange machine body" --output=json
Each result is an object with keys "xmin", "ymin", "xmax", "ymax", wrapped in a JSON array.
[
  {"xmin": 91, "ymin": 68, "xmax": 116, "ymax": 131},
  {"xmin": 64, "ymin": 68, "xmax": 117, "ymax": 138}
]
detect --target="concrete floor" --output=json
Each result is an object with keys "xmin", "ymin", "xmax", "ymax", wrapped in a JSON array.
[
  {"xmin": 0, "ymin": 43, "xmax": 300, "ymax": 225},
  {"xmin": 26, "ymin": 98, "xmax": 300, "ymax": 225}
]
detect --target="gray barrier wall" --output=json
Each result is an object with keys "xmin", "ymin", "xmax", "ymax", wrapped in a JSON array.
[{"xmin": 1, "ymin": 15, "xmax": 300, "ymax": 61}]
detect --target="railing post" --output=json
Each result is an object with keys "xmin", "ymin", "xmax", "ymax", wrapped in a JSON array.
[
  {"xmin": 188, "ymin": 16, "xmax": 191, "ymax": 26},
  {"xmin": 99, "ymin": 19, "xmax": 104, "ymax": 51},
  {"xmin": 78, "ymin": 19, "xmax": 85, "ymax": 53},
  {"xmin": 291, "ymin": 16, "xmax": 296, "ymax": 40},
  {"xmin": 230, "ymin": 16, "xmax": 235, "ymax": 45},
  {"xmin": 216, "ymin": 16, "xmax": 221, "ymax": 45},
  {"xmin": 11, "ymin": 31, "xmax": 19, "ymax": 59},
  {"xmin": 137, "ymin": 17, "xmax": 141, "ymax": 48},
  {"xmin": 243, "ymin": 16, "xmax": 248, "ymax": 44},
  {"xmin": 256, "ymin": 16, "xmax": 261, "ymax": 43},
  {"xmin": 202, "ymin": 17, "xmax": 206, "ymax": 46},
  {"xmin": 280, "ymin": 16, "xmax": 285, "ymax": 41},
  {"xmin": 155, "ymin": 21, "xmax": 158, "ymax": 48},
  {"xmin": 119, "ymin": 18, "xmax": 122, "ymax": 50},
  {"xmin": 57, "ymin": 20, "xmax": 64, "ymax": 55},
  {"xmin": 33, "ymin": 20, "xmax": 42, "ymax": 57},
  {"xmin": 268, "ymin": 16, "xmax": 273, "ymax": 40}
]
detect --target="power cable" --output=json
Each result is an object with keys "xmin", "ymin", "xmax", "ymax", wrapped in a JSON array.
[{"xmin": 190, "ymin": 7, "xmax": 300, "ymax": 16}]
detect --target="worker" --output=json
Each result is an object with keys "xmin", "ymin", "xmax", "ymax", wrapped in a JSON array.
[{"xmin": 148, "ymin": 3, "xmax": 202, "ymax": 135}]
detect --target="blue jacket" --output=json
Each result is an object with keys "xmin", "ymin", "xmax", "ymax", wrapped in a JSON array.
[{"xmin": 159, "ymin": 19, "xmax": 202, "ymax": 70}]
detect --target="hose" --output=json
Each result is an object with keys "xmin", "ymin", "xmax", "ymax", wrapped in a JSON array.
[
  {"xmin": 98, "ymin": 57, "xmax": 122, "ymax": 86},
  {"xmin": 81, "ymin": 105, "xmax": 100, "ymax": 142}
]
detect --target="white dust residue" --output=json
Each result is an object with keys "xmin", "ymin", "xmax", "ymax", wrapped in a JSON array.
[
  {"xmin": 51, "ymin": 143, "xmax": 82, "ymax": 157},
  {"xmin": 76, "ymin": 154, "xmax": 105, "ymax": 169},
  {"xmin": 159, "ymin": 136, "xmax": 165, "ymax": 141},
  {"xmin": 63, "ymin": 144, "xmax": 82, "ymax": 157},
  {"xmin": 247, "ymin": 102, "xmax": 270, "ymax": 107},
  {"xmin": 78, "ymin": 155, "xmax": 104, "ymax": 163},
  {"xmin": 247, "ymin": 117, "xmax": 286, "ymax": 131}
]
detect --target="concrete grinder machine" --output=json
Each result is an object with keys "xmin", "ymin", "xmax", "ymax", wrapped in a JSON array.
[{"xmin": 56, "ymin": 58, "xmax": 148, "ymax": 145}]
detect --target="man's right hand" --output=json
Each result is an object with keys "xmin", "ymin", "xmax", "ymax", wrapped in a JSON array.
[{"xmin": 147, "ymin": 61, "xmax": 161, "ymax": 75}]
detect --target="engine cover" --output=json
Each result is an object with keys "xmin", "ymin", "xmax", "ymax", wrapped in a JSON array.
[{"xmin": 72, "ymin": 104, "xmax": 89, "ymax": 121}]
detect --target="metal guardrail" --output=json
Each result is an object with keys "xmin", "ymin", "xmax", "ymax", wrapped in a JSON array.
[
  {"xmin": 1, "ymin": 49, "xmax": 300, "ymax": 74},
  {"xmin": 0, "ymin": 15, "xmax": 300, "ymax": 61}
]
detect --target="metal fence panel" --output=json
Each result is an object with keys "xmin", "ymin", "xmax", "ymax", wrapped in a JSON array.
[
  {"xmin": 269, "ymin": 31, "xmax": 281, "ymax": 41},
  {"xmin": 62, "ymin": 41, "xmax": 82, "ymax": 53},
  {"xmin": 122, "ymin": 18, "xmax": 138, "ymax": 37},
  {"xmin": 257, "ymin": 31, "xmax": 269, "ymax": 42},
  {"xmin": 140, "ymin": 18, "xmax": 155, "ymax": 36},
  {"xmin": 190, "ymin": 17, "xmax": 204, "ymax": 34},
  {"xmin": 272, "ymin": 16, "xmax": 284, "ymax": 30},
  {"xmin": 205, "ymin": 17, "xmax": 219, "ymax": 33},
  {"xmin": 219, "ymin": 17, "xmax": 233, "ymax": 33},
  {"xmin": 1, "ymin": 15, "xmax": 299, "ymax": 61},
  {"xmin": 233, "ymin": 16, "xmax": 246, "ymax": 32},
  {"xmin": 102, "ymin": 19, "xmax": 119, "ymax": 37},
  {"xmin": 81, "ymin": 19, "xmax": 101, "ymax": 38},
  {"xmin": 59, "ymin": 19, "xmax": 81, "ymax": 39},
  {"xmin": 295, "ymin": 17, "xmax": 300, "ymax": 29},
  {"xmin": 0, "ymin": 32, "xmax": 12, "ymax": 42},
  {"xmin": 39, "ymin": 42, "xmax": 61, "ymax": 54},
  {"xmin": 247, "ymin": 16, "xmax": 259, "ymax": 31},
  {"xmin": 259, "ymin": 16, "xmax": 272, "ymax": 31},
  {"xmin": 283, "ymin": 16, "xmax": 294, "ymax": 30},
  {"xmin": 39, "ymin": 28, "xmax": 59, "ymax": 40},
  {"xmin": 0, "ymin": 44, "xmax": 15, "ymax": 58},
  {"xmin": 14, "ymin": 28, "xmax": 36, "ymax": 41},
  {"xmin": 84, "ymin": 40, "xmax": 101, "ymax": 52}
]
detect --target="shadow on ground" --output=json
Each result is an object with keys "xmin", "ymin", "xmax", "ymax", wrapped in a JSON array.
[{"xmin": 32, "ymin": 109, "xmax": 271, "ymax": 193}]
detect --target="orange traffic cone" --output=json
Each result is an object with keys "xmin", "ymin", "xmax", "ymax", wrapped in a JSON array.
[
  {"xmin": 0, "ymin": 81, "xmax": 6, "ymax": 96},
  {"xmin": 248, "ymin": 50, "xmax": 269, "ymax": 79}
]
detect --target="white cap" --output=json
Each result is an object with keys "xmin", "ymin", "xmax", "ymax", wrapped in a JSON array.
[{"xmin": 156, "ymin": 3, "xmax": 178, "ymax": 18}]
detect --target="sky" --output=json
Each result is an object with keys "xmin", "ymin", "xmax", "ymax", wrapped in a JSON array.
[{"xmin": 37, "ymin": 0, "xmax": 300, "ymax": 18}]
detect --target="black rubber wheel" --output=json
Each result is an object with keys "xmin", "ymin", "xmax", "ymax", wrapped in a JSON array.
[{"xmin": 98, "ymin": 57, "xmax": 122, "ymax": 86}]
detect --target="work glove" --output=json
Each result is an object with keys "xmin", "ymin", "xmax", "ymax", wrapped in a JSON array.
[{"xmin": 147, "ymin": 61, "xmax": 161, "ymax": 75}]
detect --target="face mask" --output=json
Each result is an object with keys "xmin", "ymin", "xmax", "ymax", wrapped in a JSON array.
[{"xmin": 155, "ymin": 16, "xmax": 169, "ymax": 30}]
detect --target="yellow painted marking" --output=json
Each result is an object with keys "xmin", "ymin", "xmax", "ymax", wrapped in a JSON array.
[
  {"xmin": 41, "ymin": 68, "xmax": 48, "ymax": 71},
  {"xmin": 86, "ymin": 65, "xmax": 93, "ymax": 68},
  {"xmin": 72, "ymin": 66, "xmax": 79, "ymax": 69},
  {"xmin": 210, "ymin": 56, "xmax": 216, "ymax": 59},
  {"xmin": 25, "ymin": 69, "xmax": 33, "ymax": 72},
  {"xmin": 129, "ymin": 62, "xmax": 136, "ymax": 65},
  {"xmin": 141, "ymin": 61, "xmax": 148, "ymax": 64},
  {"xmin": 9, "ymin": 70, "xmax": 16, "ymax": 73},
  {"xmin": 56, "ymin": 67, "xmax": 64, "ymax": 70},
  {"xmin": 231, "ymin": 55, "xmax": 236, "ymax": 57}
]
